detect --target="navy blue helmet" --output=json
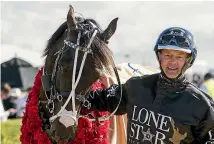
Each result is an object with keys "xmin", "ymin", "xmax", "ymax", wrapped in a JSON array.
[{"xmin": 154, "ymin": 27, "xmax": 197, "ymax": 70}]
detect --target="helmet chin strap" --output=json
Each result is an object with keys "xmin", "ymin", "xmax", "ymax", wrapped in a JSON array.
[{"xmin": 174, "ymin": 56, "xmax": 192, "ymax": 79}]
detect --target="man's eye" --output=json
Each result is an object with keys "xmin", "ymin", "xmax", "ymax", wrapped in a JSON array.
[{"xmin": 177, "ymin": 56, "xmax": 183, "ymax": 59}]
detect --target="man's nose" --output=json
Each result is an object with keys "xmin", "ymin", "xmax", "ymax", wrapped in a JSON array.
[{"xmin": 169, "ymin": 56, "xmax": 177, "ymax": 63}]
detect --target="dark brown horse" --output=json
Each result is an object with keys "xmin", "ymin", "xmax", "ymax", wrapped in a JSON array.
[{"xmin": 38, "ymin": 5, "xmax": 118, "ymax": 142}]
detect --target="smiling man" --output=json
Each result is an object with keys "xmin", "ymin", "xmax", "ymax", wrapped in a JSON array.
[
  {"xmin": 82, "ymin": 27, "xmax": 214, "ymax": 144},
  {"xmin": 158, "ymin": 49, "xmax": 189, "ymax": 79}
]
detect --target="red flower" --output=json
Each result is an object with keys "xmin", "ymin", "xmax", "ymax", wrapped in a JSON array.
[
  {"xmin": 78, "ymin": 118, "xmax": 93, "ymax": 128},
  {"xmin": 72, "ymin": 81, "xmax": 110, "ymax": 144},
  {"xmin": 20, "ymin": 68, "xmax": 52, "ymax": 144}
]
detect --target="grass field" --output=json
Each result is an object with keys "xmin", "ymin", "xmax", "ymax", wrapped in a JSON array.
[{"xmin": 1, "ymin": 119, "xmax": 21, "ymax": 144}]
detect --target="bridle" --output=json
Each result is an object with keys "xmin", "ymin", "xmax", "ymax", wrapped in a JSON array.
[{"xmin": 40, "ymin": 19, "xmax": 122, "ymax": 127}]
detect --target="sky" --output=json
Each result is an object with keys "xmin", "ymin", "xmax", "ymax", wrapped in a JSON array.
[{"xmin": 1, "ymin": 1, "xmax": 214, "ymax": 72}]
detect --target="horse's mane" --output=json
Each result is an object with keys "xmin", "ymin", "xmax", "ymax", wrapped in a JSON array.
[{"xmin": 43, "ymin": 18, "xmax": 114, "ymax": 73}]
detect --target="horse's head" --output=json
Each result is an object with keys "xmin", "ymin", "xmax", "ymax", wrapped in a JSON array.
[{"xmin": 41, "ymin": 5, "xmax": 118, "ymax": 142}]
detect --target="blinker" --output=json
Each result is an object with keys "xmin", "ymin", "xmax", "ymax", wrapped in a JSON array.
[{"xmin": 41, "ymin": 74, "xmax": 52, "ymax": 91}]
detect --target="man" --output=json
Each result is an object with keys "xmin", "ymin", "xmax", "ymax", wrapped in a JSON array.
[
  {"xmin": 82, "ymin": 27, "xmax": 214, "ymax": 144},
  {"xmin": 200, "ymin": 72, "xmax": 214, "ymax": 98},
  {"xmin": 0, "ymin": 98, "xmax": 16, "ymax": 122},
  {"xmin": 1, "ymin": 86, "xmax": 17, "ymax": 119}
]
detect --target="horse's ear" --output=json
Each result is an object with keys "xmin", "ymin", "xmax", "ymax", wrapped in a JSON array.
[
  {"xmin": 101, "ymin": 17, "xmax": 118, "ymax": 42},
  {"xmin": 67, "ymin": 5, "xmax": 76, "ymax": 30}
]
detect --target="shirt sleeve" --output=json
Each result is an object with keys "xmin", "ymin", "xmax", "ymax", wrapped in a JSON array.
[
  {"xmin": 83, "ymin": 83, "xmax": 128, "ymax": 115},
  {"xmin": 193, "ymin": 103, "xmax": 214, "ymax": 143}
]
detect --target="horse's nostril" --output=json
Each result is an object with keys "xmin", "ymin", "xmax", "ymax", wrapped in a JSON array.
[
  {"xmin": 51, "ymin": 130, "xmax": 58, "ymax": 141},
  {"xmin": 53, "ymin": 135, "xmax": 61, "ymax": 142},
  {"xmin": 68, "ymin": 137, "xmax": 73, "ymax": 142},
  {"xmin": 51, "ymin": 130, "xmax": 62, "ymax": 142}
]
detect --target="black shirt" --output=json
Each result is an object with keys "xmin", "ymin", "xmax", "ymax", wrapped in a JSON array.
[
  {"xmin": 86, "ymin": 73, "xmax": 214, "ymax": 144},
  {"xmin": 2, "ymin": 96, "xmax": 17, "ymax": 119}
]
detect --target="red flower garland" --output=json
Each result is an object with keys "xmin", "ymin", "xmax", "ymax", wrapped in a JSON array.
[
  {"xmin": 20, "ymin": 67, "xmax": 110, "ymax": 144},
  {"xmin": 73, "ymin": 82, "xmax": 110, "ymax": 144},
  {"xmin": 20, "ymin": 67, "xmax": 52, "ymax": 144}
]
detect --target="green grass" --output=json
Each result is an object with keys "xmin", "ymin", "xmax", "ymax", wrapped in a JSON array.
[{"xmin": 1, "ymin": 119, "xmax": 21, "ymax": 144}]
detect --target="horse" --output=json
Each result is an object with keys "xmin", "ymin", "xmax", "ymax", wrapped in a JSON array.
[
  {"xmin": 21, "ymin": 5, "xmax": 118, "ymax": 143},
  {"xmin": 20, "ymin": 5, "xmax": 159, "ymax": 144}
]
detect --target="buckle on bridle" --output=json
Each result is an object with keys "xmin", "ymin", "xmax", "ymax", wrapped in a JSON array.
[
  {"xmin": 82, "ymin": 99, "xmax": 91, "ymax": 109},
  {"xmin": 57, "ymin": 95, "xmax": 63, "ymax": 101},
  {"xmin": 46, "ymin": 100, "xmax": 54, "ymax": 113}
]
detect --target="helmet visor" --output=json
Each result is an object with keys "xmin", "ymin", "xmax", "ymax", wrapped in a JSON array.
[{"xmin": 157, "ymin": 34, "xmax": 192, "ymax": 53}]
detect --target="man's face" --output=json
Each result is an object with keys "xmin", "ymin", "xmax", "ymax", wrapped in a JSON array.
[{"xmin": 158, "ymin": 49, "xmax": 189, "ymax": 78}]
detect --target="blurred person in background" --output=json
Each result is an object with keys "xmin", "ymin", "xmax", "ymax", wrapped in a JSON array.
[
  {"xmin": 192, "ymin": 73, "xmax": 202, "ymax": 87},
  {"xmin": 1, "ymin": 85, "xmax": 17, "ymax": 119},
  {"xmin": 10, "ymin": 88, "xmax": 22, "ymax": 104},
  {"xmin": 16, "ymin": 87, "xmax": 31, "ymax": 117},
  {"xmin": 3, "ymin": 83, "xmax": 11, "ymax": 90},
  {"xmin": 200, "ymin": 72, "xmax": 214, "ymax": 98},
  {"xmin": 0, "ymin": 98, "xmax": 16, "ymax": 122}
]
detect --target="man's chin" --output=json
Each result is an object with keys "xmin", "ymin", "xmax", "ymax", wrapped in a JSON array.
[
  {"xmin": 167, "ymin": 76, "xmax": 178, "ymax": 79},
  {"xmin": 164, "ymin": 70, "xmax": 180, "ymax": 79},
  {"xmin": 164, "ymin": 72, "xmax": 179, "ymax": 79},
  {"xmin": 165, "ymin": 73, "xmax": 179, "ymax": 79}
]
